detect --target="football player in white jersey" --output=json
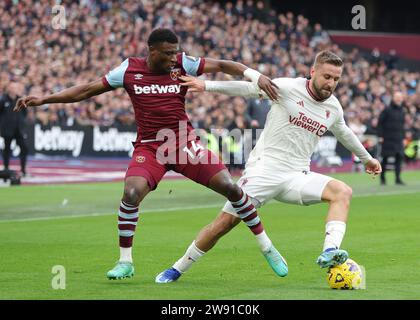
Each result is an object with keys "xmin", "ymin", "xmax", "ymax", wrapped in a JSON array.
[{"xmin": 156, "ymin": 51, "xmax": 382, "ymax": 283}]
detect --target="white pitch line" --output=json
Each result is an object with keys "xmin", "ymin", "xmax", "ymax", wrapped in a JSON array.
[
  {"xmin": 0, "ymin": 188, "xmax": 419, "ymax": 223},
  {"xmin": 0, "ymin": 204, "xmax": 223, "ymax": 223},
  {"xmin": 354, "ymin": 189, "xmax": 420, "ymax": 198}
]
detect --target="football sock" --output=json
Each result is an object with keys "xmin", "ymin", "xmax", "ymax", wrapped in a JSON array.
[
  {"xmin": 255, "ymin": 231, "xmax": 273, "ymax": 252},
  {"xmin": 230, "ymin": 190, "xmax": 264, "ymax": 235},
  {"xmin": 230, "ymin": 190, "xmax": 273, "ymax": 251},
  {"xmin": 118, "ymin": 201, "xmax": 139, "ymax": 262},
  {"xmin": 120, "ymin": 247, "xmax": 133, "ymax": 263},
  {"xmin": 173, "ymin": 241, "xmax": 205, "ymax": 273},
  {"xmin": 323, "ymin": 220, "xmax": 346, "ymax": 252}
]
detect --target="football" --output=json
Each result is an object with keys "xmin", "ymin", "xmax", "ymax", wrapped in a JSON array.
[{"xmin": 327, "ymin": 258, "xmax": 363, "ymax": 290}]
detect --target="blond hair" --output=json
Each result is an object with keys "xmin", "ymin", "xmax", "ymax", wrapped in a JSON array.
[{"xmin": 314, "ymin": 51, "xmax": 343, "ymax": 68}]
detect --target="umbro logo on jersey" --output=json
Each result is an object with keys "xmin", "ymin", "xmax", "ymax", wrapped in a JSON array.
[
  {"xmin": 297, "ymin": 100, "xmax": 305, "ymax": 107},
  {"xmin": 134, "ymin": 73, "xmax": 143, "ymax": 80}
]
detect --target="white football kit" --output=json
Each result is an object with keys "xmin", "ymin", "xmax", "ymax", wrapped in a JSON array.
[{"xmin": 205, "ymin": 77, "xmax": 373, "ymax": 215}]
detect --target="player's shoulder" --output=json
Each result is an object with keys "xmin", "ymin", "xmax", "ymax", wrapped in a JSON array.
[
  {"xmin": 125, "ymin": 56, "xmax": 146, "ymax": 67},
  {"xmin": 272, "ymin": 76, "xmax": 305, "ymax": 86},
  {"xmin": 177, "ymin": 52, "xmax": 202, "ymax": 66},
  {"xmin": 179, "ymin": 51, "xmax": 201, "ymax": 62},
  {"xmin": 178, "ymin": 52, "xmax": 204, "ymax": 75},
  {"xmin": 271, "ymin": 77, "xmax": 306, "ymax": 93}
]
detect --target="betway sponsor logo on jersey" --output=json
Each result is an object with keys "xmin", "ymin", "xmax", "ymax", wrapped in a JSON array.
[
  {"xmin": 289, "ymin": 112, "xmax": 327, "ymax": 137},
  {"xmin": 133, "ymin": 84, "xmax": 181, "ymax": 95}
]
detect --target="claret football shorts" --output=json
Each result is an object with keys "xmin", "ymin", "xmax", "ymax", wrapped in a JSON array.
[{"xmin": 126, "ymin": 139, "xmax": 226, "ymax": 190}]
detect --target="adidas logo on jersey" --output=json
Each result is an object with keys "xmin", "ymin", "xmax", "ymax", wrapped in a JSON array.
[{"xmin": 133, "ymin": 84, "xmax": 181, "ymax": 95}]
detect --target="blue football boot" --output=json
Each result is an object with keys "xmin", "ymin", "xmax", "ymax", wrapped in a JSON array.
[
  {"xmin": 316, "ymin": 248, "xmax": 349, "ymax": 268},
  {"xmin": 155, "ymin": 267, "xmax": 182, "ymax": 283}
]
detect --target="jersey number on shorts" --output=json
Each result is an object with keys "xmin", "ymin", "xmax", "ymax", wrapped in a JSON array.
[{"xmin": 183, "ymin": 141, "xmax": 204, "ymax": 159}]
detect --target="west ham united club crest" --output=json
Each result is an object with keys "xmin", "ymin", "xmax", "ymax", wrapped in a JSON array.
[
  {"xmin": 170, "ymin": 68, "xmax": 181, "ymax": 81},
  {"xmin": 136, "ymin": 156, "xmax": 146, "ymax": 163}
]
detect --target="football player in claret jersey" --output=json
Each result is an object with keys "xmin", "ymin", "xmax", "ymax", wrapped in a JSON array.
[
  {"xmin": 157, "ymin": 51, "xmax": 382, "ymax": 283},
  {"xmin": 14, "ymin": 28, "xmax": 287, "ymax": 281}
]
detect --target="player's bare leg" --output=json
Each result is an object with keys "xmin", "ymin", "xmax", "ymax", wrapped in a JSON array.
[
  {"xmin": 155, "ymin": 212, "xmax": 239, "ymax": 283},
  {"xmin": 202, "ymin": 170, "xmax": 287, "ymax": 268},
  {"xmin": 316, "ymin": 179, "xmax": 352, "ymax": 268},
  {"xmin": 195, "ymin": 211, "xmax": 240, "ymax": 252},
  {"xmin": 107, "ymin": 176, "xmax": 151, "ymax": 280},
  {"xmin": 156, "ymin": 170, "xmax": 288, "ymax": 283}
]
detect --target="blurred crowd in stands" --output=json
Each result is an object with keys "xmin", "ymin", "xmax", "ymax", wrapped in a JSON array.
[{"xmin": 1, "ymin": 0, "xmax": 419, "ymax": 163}]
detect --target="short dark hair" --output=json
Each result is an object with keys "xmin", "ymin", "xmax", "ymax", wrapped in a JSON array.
[
  {"xmin": 147, "ymin": 28, "xmax": 178, "ymax": 46},
  {"xmin": 314, "ymin": 50, "xmax": 343, "ymax": 67}
]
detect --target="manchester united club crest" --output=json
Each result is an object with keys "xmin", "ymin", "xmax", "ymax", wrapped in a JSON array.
[
  {"xmin": 170, "ymin": 68, "xmax": 181, "ymax": 81},
  {"xmin": 325, "ymin": 110, "xmax": 331, "ymax": 119}
]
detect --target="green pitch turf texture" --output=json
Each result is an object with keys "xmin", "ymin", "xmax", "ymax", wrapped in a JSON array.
[{"xmin": 0, "ymin": 171, "xmax": 419, "ymax": 300}]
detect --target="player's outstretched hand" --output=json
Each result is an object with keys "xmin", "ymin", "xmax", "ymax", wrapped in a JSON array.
[
  {"xmin": 257, "ymin": 75, "xmax": 279, "ymax": 101},
  {"xmin": 14, "ymin": 96, "xmax": 43, "ymax": 112},
  {"xmin": 179, "ymin": 75, "xmax": 205, "ymax": 93},
  {"xmin": 365, "ymin": 158, "xmax": 382, "ymax": 176}
]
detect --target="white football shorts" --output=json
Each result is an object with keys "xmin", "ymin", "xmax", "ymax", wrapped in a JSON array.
[{"xmin": 223, "ymin": 165, "xmax": 333, "ymax": 217}]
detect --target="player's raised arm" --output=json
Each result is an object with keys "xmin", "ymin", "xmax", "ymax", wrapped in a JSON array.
[
  {"xmin": 202, "ymin": 58, "xmax": 279, "ymax": 101},
  {"xmin": 180, "ymin": 75, "xmax": 264, "ymax": 99},
  {"xmin": 14, "ymin": 57, "xmax": 129, "ymax": 112},
  {"xmin": 329, "ymin": 111, "xmax": 382, "ymax": 176},
  {"xmin": 14, "ymin": 79, "xmax": 112, "ymax": 112}
]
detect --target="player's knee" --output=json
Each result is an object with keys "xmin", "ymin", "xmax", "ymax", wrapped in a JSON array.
[
  {"xmin": 224, "ymin": 182, "xmax": 242, "ymax": 202},
  {"xmin": 208, "ymin": 171, "xmax": 242, "ymax": 200},
  {"xmin": 123, "ymin": 186, "xmax": 140, "ymax": 206},
  {"xmin": 342, "ymin": 184, "xmax": 353, "ymax": 202},
  {"xmin": 335, "ymin": 182, "xmax": 353, "ymax": 204},
  {"xmin": 123, "ymin": 184, "xmax": 146, "ymax": 206}
]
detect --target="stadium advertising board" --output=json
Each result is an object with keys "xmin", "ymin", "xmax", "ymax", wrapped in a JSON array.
[{"xmin": 0, "ymin": 124, "xmax": 353, "ymax": 161}]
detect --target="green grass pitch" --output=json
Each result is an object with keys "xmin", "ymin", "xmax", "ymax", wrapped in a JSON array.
[{"xmin": 0, "ymin": 171, "xmax": 419, "ymax": 300}]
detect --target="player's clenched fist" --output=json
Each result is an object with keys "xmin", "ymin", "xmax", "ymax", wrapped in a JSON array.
[{"xmin": 365, "ymin": 158, "xmax": 382, "ymax": 176}]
